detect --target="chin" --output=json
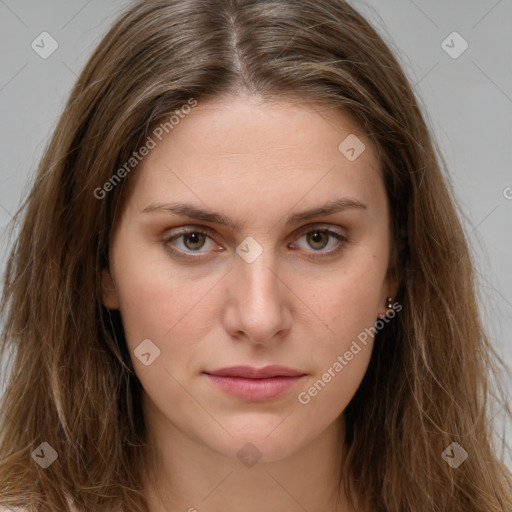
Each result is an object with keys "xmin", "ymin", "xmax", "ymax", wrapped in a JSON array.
[{"xmin": 207, "ymin": 418, "xmax": 312, "ymax": 464}]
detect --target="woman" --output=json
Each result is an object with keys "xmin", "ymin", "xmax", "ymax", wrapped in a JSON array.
[{"xmin": 0, "ymin": 0, "xmax": 511, "ymax": 511}]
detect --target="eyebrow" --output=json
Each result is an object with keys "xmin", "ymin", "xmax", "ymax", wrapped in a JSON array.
[{"xmin": 142, "ymin": 197, "xmax": 367, "ymax": 229}]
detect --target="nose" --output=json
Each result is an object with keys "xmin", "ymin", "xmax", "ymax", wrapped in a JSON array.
[{"xmin": 222, "ymin": 247, "xmax": 293, "ymax": 345}]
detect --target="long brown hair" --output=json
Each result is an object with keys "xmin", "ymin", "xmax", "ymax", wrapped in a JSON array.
[{"xmin": 1, "ymin": 0, "xmax": 511, "ymax": 510}]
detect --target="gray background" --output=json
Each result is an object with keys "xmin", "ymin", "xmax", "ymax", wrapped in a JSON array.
[{"xmin": 0, "ymin": 0, "xmax": 511, "ymax": 464}]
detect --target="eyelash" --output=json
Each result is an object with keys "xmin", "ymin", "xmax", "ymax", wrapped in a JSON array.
[{"xmin": 162, "ymin": 224, "xmax": 349, "ymax": 261}]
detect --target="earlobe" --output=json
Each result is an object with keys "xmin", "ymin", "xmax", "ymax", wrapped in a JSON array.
[
  {"xmin": 378, "ymin": 274, "xmax": 400, "ymax": 319},
  {"xmin": 101, "ymin": 267, "xmax": 120, "ymax": 310}
]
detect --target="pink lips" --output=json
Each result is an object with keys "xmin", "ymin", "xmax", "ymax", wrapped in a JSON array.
[{"xmin": 203, "ymin": 365, "xmax": 306, "ymax": 402}]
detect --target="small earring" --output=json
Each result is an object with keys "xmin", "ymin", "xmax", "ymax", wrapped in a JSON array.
[{"xmin": 386, "ymin": 297, "xmax": 394, "ymax": 310}]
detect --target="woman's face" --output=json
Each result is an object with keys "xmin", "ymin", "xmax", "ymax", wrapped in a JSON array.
[{"xmin": 102, "ymin": 94, "xmax": 397, "ymax": 462}]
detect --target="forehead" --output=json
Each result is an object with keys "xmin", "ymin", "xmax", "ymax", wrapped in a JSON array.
[
  {"xmin": 144, "ymin": 94, "xmax": 375, "ymax": 163},
  {"xmin": 124, "ymin": 94, "xmax": 384, "ymax": 220}
]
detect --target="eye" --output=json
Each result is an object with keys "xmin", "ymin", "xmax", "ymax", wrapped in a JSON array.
[
  {"xmin": 162, "ymin": 224, "xmax": 348, "ymax": 260},
  {"xmin": 163, "ymin": 228, "xmax": 221, "ymax": 258},
  {"xmin": 290, "ymin": 225, "xmax": 348, "ymax": 259}
]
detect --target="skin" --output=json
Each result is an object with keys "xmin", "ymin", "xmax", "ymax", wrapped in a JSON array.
[{"xmin": 102, "ymin": 93, "xmax": 398, "ymax": 512}]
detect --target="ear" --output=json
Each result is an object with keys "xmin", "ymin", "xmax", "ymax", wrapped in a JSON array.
[
  {"xmin": 378, "ymin": 273, "xmax": 400, "ymax": 318},
  {"xmin": 101, "ymin": 267, "xmax": 120, "ymax": 310},
  {"xmin": 378, "ymin": 229, "xmax": 405, "ymax": 317}
]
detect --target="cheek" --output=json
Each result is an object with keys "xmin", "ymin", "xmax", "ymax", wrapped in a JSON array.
[
  {"xmin": 114, "ymin": 271, "xmax": 217, "ymax": 370},
  {"xmin": 297, "ymin": 342, "xmax": 373, "ymax": 414},
  {"xmin": 111, "ymin": 255, "xmax": 211, "ymax": 413},
  {"xmin": 293, "ymin": 250, "xmax": 386, "ymax": 393},
  {"xmin": 304, "ymin": 260, "xmax": 385, "ymax": 344},
  {"xmin": 293, "ymin": 267, "xmax": 381, "ymax": 427},
  {"xmin": 110, "ymin": 221, "xmax": 204, "ymax": 338}
]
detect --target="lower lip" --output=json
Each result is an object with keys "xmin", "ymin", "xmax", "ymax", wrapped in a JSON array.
[{"xmin": 204, "ymin": 374, "xmax": 305, "ymax": 402}]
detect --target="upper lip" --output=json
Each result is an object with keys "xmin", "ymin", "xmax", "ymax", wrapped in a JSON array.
[{"xmin": 204, "ymin": 365, "xmax": 306, "ymax": 378}]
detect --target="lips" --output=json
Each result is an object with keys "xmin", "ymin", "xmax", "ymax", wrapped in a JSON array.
[
  {"xmin": 203, "ymin": 365, "xmax": 306, "ymax": 402},
  {"xmin": 205, "ymin": 365, "xmax": 305, "ymax": 379}
]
